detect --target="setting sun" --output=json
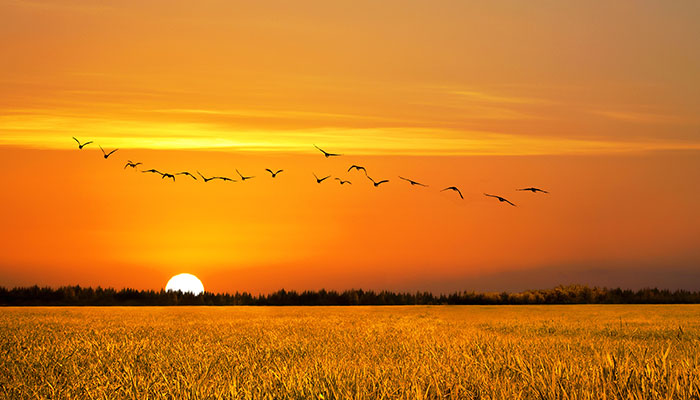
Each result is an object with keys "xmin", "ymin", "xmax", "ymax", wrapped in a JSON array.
[{"xmin": 165, "ymin": 273, "xmax": 204, "ymax": 295}]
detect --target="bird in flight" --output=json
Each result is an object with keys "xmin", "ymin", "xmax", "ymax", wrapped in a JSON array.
[
  {"xmin": 484, "ymin": 193, "xmax": 516, "ymax": 206},
  {"xmin": 441, "ymin": 186, "xmax": 464, "ymax": 199},
  {"xmin": 72, "ymin": 137, "xmax": 93, "ymax": 149},
  {"xmin": 265, "ymin": 169, "xmax": 284, "ymax": 178},
  {"xmin": 143, "ymin": 169, "xmax": 162, "ymax": 175},
  {"xmin": 335, "ymin": 178, "xmax": 352, "ymax": 185},
  {"xmin": 399, "ymin": 176, "xmax": 428, "ymax": 187},
  {"xmin": 124, "ymin": 160, "xmax": 142, "ymax": 169},
  {"xmin": 314, "ymin": 145, "xmax": 342, "ymax": 158},
  {"xmin": 517, "ymin": 187, "xmax": 549, "ymax": 194},
  {"xmin": 237, "ymin": 169, "xmax": 255, "ymax": 181},
  {"xmin": 348, "ymin": 165, "xmax": 367, "ymax": 174},
  {"xmin": 161, "ymin": 173, "xmax": 176, "ymax": 182},
  {"xmin": 176, "ymin": 171, "xmax": 197, "ymax": 180},
  {"xmin": 197, "ymin": 171, "xmax": 217, "ymax": 182},
  {"xmin": 367, "ymin": 176, "xmax": 389, "ymax": 187},
  {"xmin": 214, "ymin": 176, "xmax": 236, "ymax": 182},
  {"xmin": 99, "ymin": 146, "xmax": 118, "ymax": 159},
  {"xmin": 314, "ymin": 173, "xmax": 331, "ymax": 183}
]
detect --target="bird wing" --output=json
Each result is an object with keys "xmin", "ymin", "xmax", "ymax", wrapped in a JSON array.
[
  {"xmin": 378, "ymin": 180, "xmax": 389, "ymax": 185},
  {"xmin": 484, "ymin": 193, "xmax": 496, "ymax": 198},
  {"xmin": 505, "ymin": 199, "xmax": 516, "ymax": 206},
  {"xmin": 321, "ymin": 175, "xmax": 330, "ymax": 181},
  {"xmin": 314, "ymin": 145, "xmax": 327, "ymax": 155},
  {"xmin": 275, "ymin": 169, "xmax": 283, "ymax": 174},
  {"xmin": 83, "ymin": 141, "xmax": 93, "ymax": 146},
  {"xmin": 72, "ymin": 137, "xmax": 80, "ymax": 145},
  {"xmin": 107, "ymin": 149, "xmax": 118, "ymax": 156},
  {"xmin": 456, "ymin": 188, "xmax": 464, "ymax": 199},
  {"xmin": 99, "ymin": 146, "xmax": 106, "ymax": 155},
  {"xmin": 265, "ymin": 168, "xmax": 273, "ymax": 174}
]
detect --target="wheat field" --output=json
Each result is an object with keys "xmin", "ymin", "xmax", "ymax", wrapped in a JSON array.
[{"xmin": 1, "ymin": 305, "xmax": 699, "ymax": 399}]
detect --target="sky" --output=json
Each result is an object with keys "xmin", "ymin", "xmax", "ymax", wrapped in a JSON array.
[{"xmin": 1, "ymin": 0, "xmax": 699, "ymax": 293}]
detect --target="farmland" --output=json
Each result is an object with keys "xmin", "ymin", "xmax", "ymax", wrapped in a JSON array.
[{"xmin": 1, "ymin": 305, "xmax": 699, "ymax": 399}]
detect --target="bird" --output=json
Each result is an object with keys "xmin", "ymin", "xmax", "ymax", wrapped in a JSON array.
[
  {"xmin": 484, "ymin": 193, "xmax": 516, "ymax": 207},
  {"xmin": 367, "ymin": 176, "xmax": 389, "ymax": 187},
  {"xmin": 72, "ymin": 137, "xmax": 93, "ymax": 149},
  {"xmin": 213, "ymin": 176, "xmax": 236, "ymax": 182},
  {"xmin": 124, "ymin": 160, "xmax": 142, "ymax": 169},
  {"xmin": 265, "ymin": 169, "xmax": 283, "ymax": 178},
  {"xmin": 441, "ymin": 186, "xmax": 464, "ymax": 199},
  {"xmin": 399, "ymin": 176, "xmax": 428, "ymax": 187},
  {"xmin": 335, "ymin": 178, "xmax": 352, "ymax": 185},
  {"xmin": 142, "ymin": 169, "xmax": 163, "ymax": 175},
  {"xmin": 237, "ymin": 169, "xmax": 255, "ymax": 181},
  {"xmin": 517, "ymin": 187, "xmax": 549, "ymax": 194},
  {"xmin": 176, "ymin": 172, "xmax": 197, "ymax": 180},
  {"xmin": 161, "ymin": 173, "xmax": 175, "ymax": 182},
  {"xmin": 99, "ymin": 146, "xmax": 118, "ymax": 159},
  {"xmin": 314, "ymin": 173, "xmax": 331, "ymax": 183},
  {"xmin": 347, "ymin": 165, "xmax": 367, "ymax": 174},
  {"xmin": 197, "ymin": 171, "xmax": 217, "ymax": 182},
  {"xmin": 314, "ymin": 145, "xmax": 342, "ymax": 158}
]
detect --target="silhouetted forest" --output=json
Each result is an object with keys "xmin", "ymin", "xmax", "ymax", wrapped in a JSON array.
[{"xmin": 1, "ymin": 284, "xmax": 699, "ymax": 306}]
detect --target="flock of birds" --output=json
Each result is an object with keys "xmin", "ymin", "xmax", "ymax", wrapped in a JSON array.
[{"xmin": 73, "ymin": 137, "xmax": 549, "ymax": 206}]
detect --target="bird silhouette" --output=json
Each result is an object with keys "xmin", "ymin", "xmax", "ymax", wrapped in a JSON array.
[
  {"xmin": 517, "ymin": 187, "xmax": 549, "ymax": 194},
  {"xmin": 314, "ymin": 145, "xmax": 342, "ymax": 158},
  {"xmin": 176, "ymin": 172, "xmax": 197, "ymax": 180},
  {"xmin": 348, "ymin": 165, "xmax": 367, "ymax": 174},
  {"xmin": 72, "ymin": 137, "xmax": 93, "ymax": 149},
  {"xmin": 314, "ymin": 173, "xmax": 331, "ymax": 183},
  {"xmin": 197, "ymin": 171, "xmax": 217, "ymax": 182},
  {"xmin": 99, "ymin": 146, "xmax": 118, "ymax": 159},
  {"xmin": 335, "ymin": 178, "xmax": 352, "ymax": 185},
  {"xmin": 265, "ymin": 169, "xmax": 284, "ymax": 178},
  {"xmin": 441, "ymin": 186, "xmax": 464, "ymax": 199},
  {"xmin": 237, "ymin": 169, "xmax": 255, "ymax": 181},
  {"xmin": 367, "ymin": 176, "xmax": 389, "ymax": 187},
  {"xmin": 124, "ymin": 160, "xmax": 142, "ymax": 169},
  {"xmin": 143, "ymin": 169, "xmax": 163, "ymax": 175},
  {"xmin": 214, "ymin": 176, "xmax": 236, "ymax": 182},
  {"xmin": 399, "ymin": 176, "xmax": 428, "ymax": 187},
  {"xmin": 160, "ymin": 173, "xmax": 175, "ymax": 182},
  {"xmin": 484, "ymin": 193, "xmax": 516, "ymax": 206}
]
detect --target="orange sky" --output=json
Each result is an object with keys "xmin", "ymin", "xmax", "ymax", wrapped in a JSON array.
[{"xmin": 1, "ymin": 0, "xmax": 699, "ymax": 292}]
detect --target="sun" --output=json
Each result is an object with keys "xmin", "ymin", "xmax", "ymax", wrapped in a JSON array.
[{"xmin": 165, "ymin": 273, "xmax": 204, "ymax": 295}]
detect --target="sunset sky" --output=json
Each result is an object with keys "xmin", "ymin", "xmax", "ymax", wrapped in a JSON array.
[{"xmin": 1, "ymin": 0, "xmax": 699, "ymax": 293}]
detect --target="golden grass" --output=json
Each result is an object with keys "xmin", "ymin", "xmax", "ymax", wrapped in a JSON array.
[{"xmin": 1, "ymin": 305, "xmax": 699, "ymax": 399}]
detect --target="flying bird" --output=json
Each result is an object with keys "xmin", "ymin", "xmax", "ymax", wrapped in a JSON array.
[
  {"xmin": 484, "ymin": 193, "xmax": 516, "ymax": 206},
  {"xmin": 143, "ymin": 169, "xmax": 163, "ymax": 175},
  {"xmin": 314, "ymin": 145, "xmax": 342, "ymax": 158},
  {"xmin": 161, "ymin": 173, "xmax": 175, "ymax": 182},
  {"xmin": 124, "ymin": 160, "xmax": 142, "ymax": 169},
  {"xmin": 214, "ymin": 176, "xmax": 236, "ymax": 182},
  {"xmin": 265, "ymin": 169, "xmax": 284, "ymax": 178},
  {"xmin": 517, "ymin": 187, "xmax": 549, "ymax": 194},
  {"xmin": 367, "ymin": 176, "xmax": 389, "ymax": 187},
  {"xmin": 197, "ymin": 171, "xmax": 217, "ymax": 182},
  {"xmin": 441, "ymin": 186, "xmax": 464, "ymax": 199},
  {"xmin": 99, "ymin": 146, "xmax": 118, "ymax": 159},
  {"xmin": 176, "ymin": 172, "xmax": 197, "ymax": 180},
  {"xmin": 399, "ymin": 176, "xmax": 428, "ymax": 187},
  {"xmin": 347, "ymin": 165, "xmax": 367, "ymax": 174},
  {"xmin": 314, "ymin": 173, "xmax": 331, "ymax": 183},
  {"xmin": 335, "ymin": 178, "xmax": 352, "ymax": 185},
  {"xmin": 72, "ymin": 137, "xmax": 93, "ymax": 149},
  {"xmin": 237, "ymin": 169, "xmax": 255, "ymax": 181}
]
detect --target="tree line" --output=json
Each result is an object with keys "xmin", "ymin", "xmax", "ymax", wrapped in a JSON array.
[{"xmin": 1, "ymin": 284, "xmax": 699, "ymax": 306}]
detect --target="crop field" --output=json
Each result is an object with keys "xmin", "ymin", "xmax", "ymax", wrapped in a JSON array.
[{"xmin": 1, "ymin": 305, "xmax": 699, "ymax": 399}]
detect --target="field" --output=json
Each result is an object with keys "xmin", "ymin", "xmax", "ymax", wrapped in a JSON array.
[{"xmin": 1, "ymin": 306, "xmax": 699, "ymax": 399}]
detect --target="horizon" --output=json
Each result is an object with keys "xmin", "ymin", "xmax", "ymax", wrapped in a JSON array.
[{"xmin": 1, "ymin": 0, "xmax": 699, "ymax": 293}]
